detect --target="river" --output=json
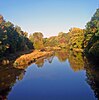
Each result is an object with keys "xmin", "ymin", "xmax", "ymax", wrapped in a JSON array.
[{"xmin": 0, "ymin": 51, "xmax": 99, "ymax": 100}]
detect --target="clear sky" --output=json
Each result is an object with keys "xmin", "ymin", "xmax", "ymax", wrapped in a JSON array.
[{"xmin": 0, "ymin": 0, "xmax": 99, "ymax": 37}]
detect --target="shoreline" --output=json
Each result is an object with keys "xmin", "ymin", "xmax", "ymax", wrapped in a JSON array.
[
  {"xmin": 14, "ymin": 50, "xmax": 53, "ymax": 69},
  {"xmin": 0, "ymin": 50, "xmax": 33, "ymax": 65}
]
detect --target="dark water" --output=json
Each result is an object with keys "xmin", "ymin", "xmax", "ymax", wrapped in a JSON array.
[{"xmin": 0, "ymin": 51, "xmax": 99, "ymax": 100}]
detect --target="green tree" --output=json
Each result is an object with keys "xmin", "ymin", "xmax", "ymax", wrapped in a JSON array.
[
  {"xmin": 30, "ymin": 32, "xmax": 44, "ymax": 50},
  {"xmin": 84, "ymin": 8, "xmax": 99, "ymax": 58},
  {"xmin": 44, "ymin": 36, "xmax": 58, "ymax": 47},
  {"xmin": 0, "ymin": 15, "xmax": 33, "ymax": 58}
]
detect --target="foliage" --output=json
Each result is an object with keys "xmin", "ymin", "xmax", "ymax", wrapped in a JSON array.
[
  {"xmin": 44, "ymin": 29, "xmax": 84, "ymax": 50},
  {"xmin": 44, "ymin": 36, "xmax": 58, "ymax": 47},
  {"xmin": 84, "ymin": 8, "xmax": 99, "ymax": 58},
  {"xmin": 0, "ymin": 15, "xmax": 4, "ymax": 24},
  {"xmin": 68, "ymin": 28, "xmax": 84, "ymax": 50},
  {"xmin": 44, "ymin": 32, "xmax": 69, "ymax": 48},
  {"xmin": 55, "ymin": 50, "xmax": 68, "ymax": 62},
  {"xmin": 68, "ymin": 51, "xmax": 84, "ymax": 72},
  {"xmin": 0, "ymin": 15, "xmax": 33, "ymax": 58},
  {"xmin": 58, "ymin": 32, "xmax": 69, "ymax": 48},
  {"xmin": 29, "ymin": 32, "xmax": 44, "ymax": 50}
]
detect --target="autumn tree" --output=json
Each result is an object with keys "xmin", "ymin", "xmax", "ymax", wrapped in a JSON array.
[
  {"xmin": 44, "ymin": 36, "xmax": 58, "ymax": 47},
  {"xmin": 58, "ymin": 32, "xmax": 69, "ymax": 48},
  {"xmin": 0, "ymin": 15, "xmax": 4, "ymax": 24},
  {"xmin": 30, "ymin": 32, "xmax": 44, "ymax": 50},
  {"xmin": 68, "ymin": 27, "xmax": 84, "ymax": 51}
]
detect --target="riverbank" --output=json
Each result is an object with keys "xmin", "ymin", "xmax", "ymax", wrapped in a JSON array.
[
  {"xmin": 14, "ymin": 50, "xmax": 53, "ymax": 69},
  {"xmin": 0, "ymin": 50, "xmax": 33, "ymax": 65}
]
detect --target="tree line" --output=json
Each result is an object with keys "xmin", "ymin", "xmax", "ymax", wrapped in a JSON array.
[
  {"xmin": 0, "ymin": 15, "xmax": 33, "ymax": 58},
  {"xmin": 0, "ymin": 8, "xmax": 99, "ymax": 59},
  {"xmin": 29, "ymin": 8, "xmax": 99, "ymax": 59}
]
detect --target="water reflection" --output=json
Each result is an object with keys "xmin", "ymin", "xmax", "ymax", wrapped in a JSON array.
[
  {"xmin": 0, "ymin": 64, "xmax": 25, "ymax": 99},
  {"xmin": 84, "ymin": 58, "xmax": 99, "ymax": 99},
  {"xmin": 13, "ymin": 52, "xmax": 54, "ymax": 69},
  {"xmin": 0, "ymin": 50, "xmax": 99, "ymax": 100},
  {"xmin": 32, "ymin": 54, "xmax": 54, "ymax": 68},
  {"xmin": 46, "ymin": 55, "xmax": 54, "ymax": 63},
  {"xmin": 55, "ymin": 50, "xmax": 84, "ymax": 72},
  {"xmin": 55, "ymin": 50, "xmax": 68, "ymax": 62},
  {"xmin": 68, "ymin": 51, "xmax": 84, "ymax": 72}
]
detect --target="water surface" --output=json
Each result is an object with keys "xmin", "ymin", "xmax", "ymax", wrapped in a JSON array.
[{"xmin": 0, "ymin": 51, "xmax": 98, "ymax": 100}]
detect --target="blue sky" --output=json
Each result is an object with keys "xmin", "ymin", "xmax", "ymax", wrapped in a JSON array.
[{"xmin": 0, "ymin": 0, "xmax": 99, "ymax": 37}]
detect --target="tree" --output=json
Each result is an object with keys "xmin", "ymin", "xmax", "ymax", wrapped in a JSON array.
[
  {"xmin": 84, "ymin": 8, "xmax": 99, "ymax": 58},
  {"xmin": 68, "ymin": 27, "xmax": 84, "ymax": 51},
  {"xmin": 58, "ymin": 32, "xmax": 69, "ymax": 48},
  {"xmin": 0, "ymin": 15, "xmax": 4, "ymax": 24},
  {"xmin": 30, "ymin": 32, "xmax": 44, "ymax": 50},
  {"xmin": 0, "ymin": 15, "xmax": 34, "ymax": 58},
  {"xmin": 44, "ymin": 36, "xmax": 58, "ymax": 47}
]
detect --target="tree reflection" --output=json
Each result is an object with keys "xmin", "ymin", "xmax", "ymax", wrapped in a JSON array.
[
  {"xmin": 85, "ymin": 58, "xmax": 99, "ymax": 99},
  {"xmin": 68, "ymin": 51, "xmax": 84, "ymax": 72},
  {"xmin": 0, "ymin": 64, "xmax": 25, "ymax": 100},
  {"xmin": 46, "ymin": 55, "xmax": 54, "ymax": 63},
  {"xmin": 35, "ymin": 58, "xmax": 44, "ymax": 67},
  {"xmin": 55, "ymin": 50, "xmax": 68, "ymax": 62},
  {"xmin": 0, "ymin": 50, "xmax": 99, "ymax": 100},
  {"xmin": 35, "ymin": 55, "xmax": 54, "ymax": 67}
]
